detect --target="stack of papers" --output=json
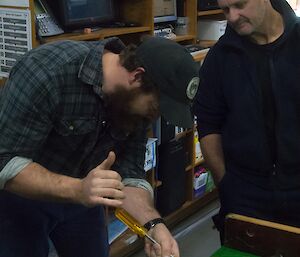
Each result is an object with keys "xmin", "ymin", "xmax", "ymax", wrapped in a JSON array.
[{"xmin": 184, "ymin": 44, "xmax": 210, "ymax": 56}]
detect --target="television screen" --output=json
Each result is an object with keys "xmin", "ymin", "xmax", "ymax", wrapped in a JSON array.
[
  {"xmin": 154, "ymin": 0, "xmax": 177, "ymax": 24},
  {"xmin": 47, "ymin": 0, "xmax": 116, "ymax": 31}
]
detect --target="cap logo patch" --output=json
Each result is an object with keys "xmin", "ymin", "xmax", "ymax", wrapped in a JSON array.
[{"xmin": 186, "ymin": 77, "xmax": 199, "ymax": 100}]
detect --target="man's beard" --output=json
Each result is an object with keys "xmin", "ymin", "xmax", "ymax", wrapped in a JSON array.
[{"xmin": 103, "ymin": 86, "xmax": 159, "ymax": 134}]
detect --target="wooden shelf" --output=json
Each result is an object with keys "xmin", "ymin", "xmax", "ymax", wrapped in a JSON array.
[
  {"xmin": 198, "ymin": 9, "xmax": 223, "ymax": 17},
  {"xmin": 42, "ymin": 26, "xmax": 152, "ymax": 43},
  {"xmin": 99, "ymin": 26, "xmax": 152, "ymax": 38},
  {"xmin": 175, "ymin": 129, "xmax": 193, "ymax": 139},
  {"xmin": 185, "ymin": 159, "xmax": 205, "ymax": 171},
  {"xmin": 198, "ymin": 40, "xmax": 218, "ymax": 48},
  {"xmin": 109, "ymin": 188, "xmax": 219, "ymax": 257},
  {"xmin": 195, "ymin": 158, "xmax": 205, "ymax": 167},
  {"xmin": 185, "ymin": 164, "xmax": 193, "ymax": 171},
  {"xmin": 0, "ymin": 78, "xmax": 6, "ymax": 87},
  {"xmin": 193, "ymin": 51, "xmax": 208, "ymax": 62},
  {"xmin": 154, "ymin": 180, "xmax": 163, "ymax": 188},
  {"xmin": 174, "ymin": 34, "xmax": 196, "ymax": 42},
  {"xmin": 109, "ymin": 229, "xmax": 143, "ymax": 257}
]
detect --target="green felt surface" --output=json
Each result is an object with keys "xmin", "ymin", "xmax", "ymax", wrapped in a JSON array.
[{"xmin": 211, "ymin": 246, "xmax": 260, "ymax": 257}]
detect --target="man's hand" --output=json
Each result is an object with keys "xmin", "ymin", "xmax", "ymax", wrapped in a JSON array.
[
  {"xmin": 145, "ymin": 223, "xmax": 179, "ymax": 257},
  {"xmin": 79, "ymin": 151, "xmax": 125, "ymax": 207}
]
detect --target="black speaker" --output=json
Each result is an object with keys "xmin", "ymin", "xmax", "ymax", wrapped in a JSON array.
[
  {"xmin": 177, "ymin": 0, "xmax": 185, "ymax": 17},
  {"xmin": 160, "ymin": 117, "xmax": 175, "ymax": 145},
  {"xmin": 198, "ymin": 0, "xmax": 219, "ymax": 11},
  {"xmin": 156, "ymin": 138, "xmax": 186, "ymax": 216}
]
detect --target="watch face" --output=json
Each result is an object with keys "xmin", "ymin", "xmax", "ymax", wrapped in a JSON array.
[
  {"xmin": 144, "ymin": 218, "xmax": 165, "ymax": 230},
  {"xmin": 148, "ymin": 221, "xmax": 156, "ymax": 228}
]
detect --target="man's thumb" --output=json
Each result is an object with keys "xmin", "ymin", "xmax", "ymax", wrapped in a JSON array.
[{"xmin": 99, "ymin": 151, "xmax": 116, "ymax": 170}]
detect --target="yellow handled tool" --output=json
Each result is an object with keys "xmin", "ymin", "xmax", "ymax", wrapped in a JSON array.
[{"xmin": 115, "ymin": 208, "xmax": 158, "ymax": 245}]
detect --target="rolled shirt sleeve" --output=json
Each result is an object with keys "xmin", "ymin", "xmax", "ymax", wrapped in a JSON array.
[
  {"xmin": 0, "ymin": 156, "xmax": 32, "ymax": 189},
  {"xmin": 122, "ymin": 178, "xmax": 154, "ymax": 199}
]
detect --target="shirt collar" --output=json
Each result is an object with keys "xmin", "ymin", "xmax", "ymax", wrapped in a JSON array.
[{"xmin": 78, "ymin": 37, "xmax": 125, "ymax": 88}]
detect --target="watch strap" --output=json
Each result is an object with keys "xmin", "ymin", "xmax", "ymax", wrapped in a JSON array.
[{"xmin": 143, "ymin": 218, "xmax": 165, "ymax": 231}]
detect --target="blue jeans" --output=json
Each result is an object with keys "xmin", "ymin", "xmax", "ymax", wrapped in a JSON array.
[{"xmin": 0, "ymin": 191, "xmax": 109, "ymax": 257}]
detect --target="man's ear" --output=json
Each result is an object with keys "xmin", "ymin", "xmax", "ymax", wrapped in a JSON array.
[{"xmin": 129, "ymin": 67, "xmax": 145, "ymax": 86}]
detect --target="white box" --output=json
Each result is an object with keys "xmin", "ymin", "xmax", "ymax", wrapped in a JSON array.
[
  {"xmin": 197, "ymin": 20, "xmax": 227, "ymax": 40},
  {"xmin": 144, "ymin": 138, "xmax": 157, "ymax": 172},
  {"xmin": 1, "ymin": 0, "xmax": 29, "ymax": 7}
]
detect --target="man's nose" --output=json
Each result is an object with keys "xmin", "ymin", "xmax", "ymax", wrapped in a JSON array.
[{"xmin": 227, "ymin": 8, "xmax": 240, "ymax": 23}]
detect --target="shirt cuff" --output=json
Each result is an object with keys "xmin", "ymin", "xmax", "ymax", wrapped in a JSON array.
[
  {"xmin": 122, "ymin": 178, "xmax": 154, "ymax": 199},
  {"xmin": 0, "ymin": 156, "xmax": 32, "ymax": 189}
]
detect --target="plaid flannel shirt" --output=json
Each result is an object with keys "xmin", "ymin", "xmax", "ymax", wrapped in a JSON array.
[{"xmin": 0, "ymin": 38, "xmax": 148, "ymax": 180}]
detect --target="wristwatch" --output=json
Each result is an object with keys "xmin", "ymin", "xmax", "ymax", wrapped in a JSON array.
[{"xmin": 143, "ymin": 218, "xmax": 165, "ymax": 231}]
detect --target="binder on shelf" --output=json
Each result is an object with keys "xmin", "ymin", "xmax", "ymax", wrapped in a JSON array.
[
  {"xmin": 108, "ymin": 217, "xmax": 128, "ymax": 244},
  {"xmin": 144, "ymin": 138, "xmax": 157, "ymax": 172},
  {"xmin": 194, "ymin": 130, "xmax": 203, "ymax": 162}
]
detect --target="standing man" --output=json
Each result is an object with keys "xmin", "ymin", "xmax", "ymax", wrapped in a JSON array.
[
  {"xmin": 193, "ymin": 0, "xmax": 300, "ymax": 241},
  {"xmin": 0, "ymin": 37, "xmax": 199, "ymax": 257}
]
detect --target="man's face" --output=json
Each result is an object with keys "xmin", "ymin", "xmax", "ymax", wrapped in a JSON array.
[
  {"xmin": 218, "ymin": 0, "xmax": 268, "ymax": 36},
  {"xmin": 103, "ymin": 85, "xmax": 159, "ymax": 133}
]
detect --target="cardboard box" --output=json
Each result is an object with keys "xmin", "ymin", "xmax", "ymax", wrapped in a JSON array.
[
  {"xmin": 193, "ymin": 166, "xmax": 208, "ymax": 198},
  {"xmin": 154, "ymin": 0, "xmax": 175, "ymax": 16},
  {"xmin": 197, "ymin": 19, "xmax": 227, "ymax": 40}
]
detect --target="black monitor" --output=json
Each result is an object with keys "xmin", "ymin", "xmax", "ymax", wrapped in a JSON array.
[
  {"xmin": 46, "ymin": 0, "xmax": 117, "ymax": 31},
  {"xmin": 154, "ymin": 0, "xmax": 177, "ymax": 24}
]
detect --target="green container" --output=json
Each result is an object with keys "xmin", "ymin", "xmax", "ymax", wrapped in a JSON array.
[
  {"xmin": 205, "ymin": 170, "xmax": 215, "ymax": 192},
  {"xmin": 211, "ymin": 246, "xmax": 260, "ymax": 257}
]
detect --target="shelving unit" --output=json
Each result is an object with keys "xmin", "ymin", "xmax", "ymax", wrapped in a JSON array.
[
  {"xmin": 198, "ymin": 9, "xmax": 223, "ymax": 17},
  {"xmin": 197, "ymin": 8, "xmax": 224, "ymax": 49},
  {"xmin": 174, "ymin": 34, "xmax": 196, "ymax": 42},
  {"xmin": 0, "ymin": 1, "xmax": 222, "ymax": 256},
  {"xmin": 193, "ymin": 51, "xmax": 209, "ymax": 62},
  {"xmin": 42, "ymin": 27, "xmax": 152, "ymax": 43}
]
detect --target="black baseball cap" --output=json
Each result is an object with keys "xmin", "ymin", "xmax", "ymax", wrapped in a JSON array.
[{"xmin": 136, "ymin": 37, "xmax": 199, "ymax": 128}]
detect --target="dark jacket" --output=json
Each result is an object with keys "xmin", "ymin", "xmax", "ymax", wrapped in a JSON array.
[{"xmin": 193, "ymin": 0, "xmax": 300, "ymax": 189}]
